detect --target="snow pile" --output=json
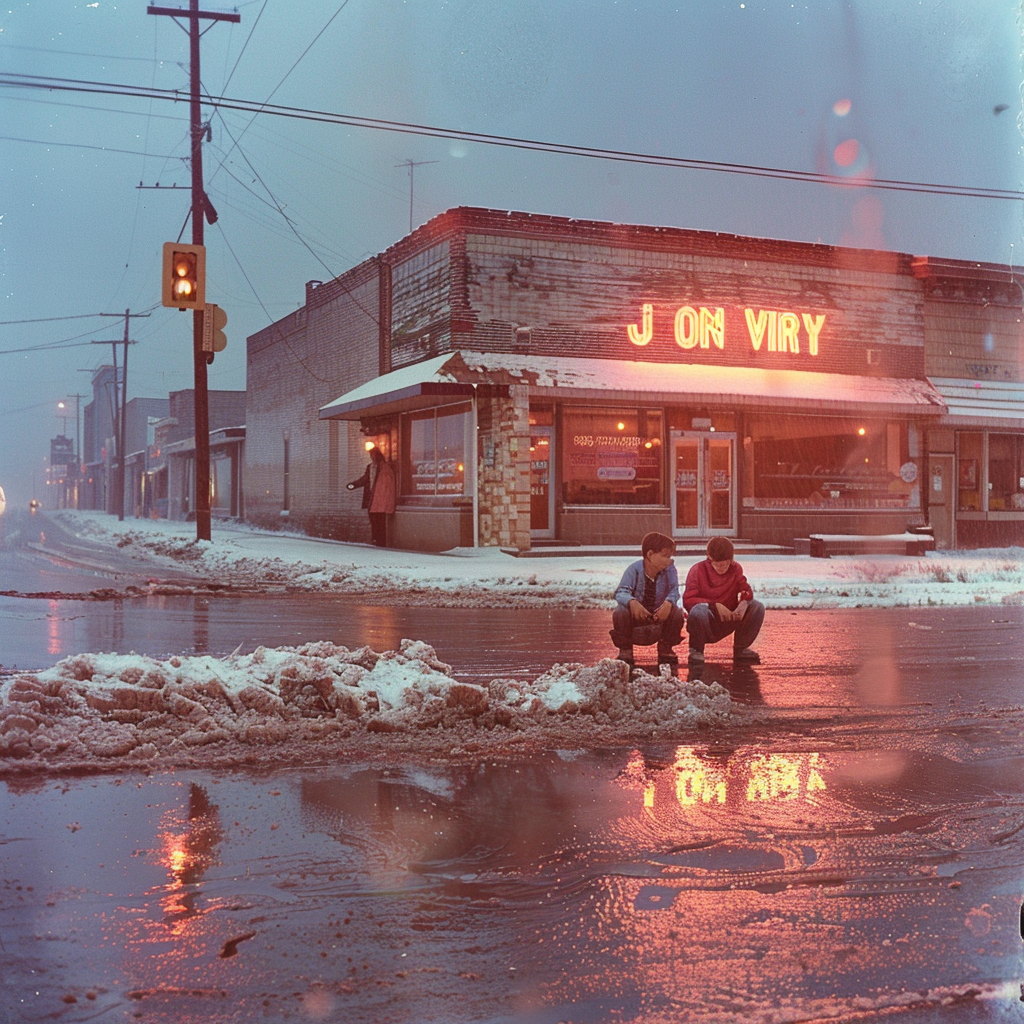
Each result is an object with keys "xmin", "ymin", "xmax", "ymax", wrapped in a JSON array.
[{"xmin": 0, "ymin": 641, "xmax": 731, "ymax": 772}]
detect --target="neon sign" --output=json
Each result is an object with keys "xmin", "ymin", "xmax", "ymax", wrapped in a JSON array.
[{"xmin": 627, "ymin": 304, "xmax": 826, "ymax": 356}]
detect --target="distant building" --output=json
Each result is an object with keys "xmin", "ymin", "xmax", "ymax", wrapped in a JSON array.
[
  {"xmin": 147, "ymin": 389, "xmax": 246, "ymax": 520},
  {"xmin": 121, "ymin": 397, "xmax": 170, "ymax": 518},
  {"xmin": 80, "ymin": 365, "xmax": 119, "ymax": 512},
  {"xmin": 246, "ymin": 207, "xmax": 1023, "ymax": 551}
]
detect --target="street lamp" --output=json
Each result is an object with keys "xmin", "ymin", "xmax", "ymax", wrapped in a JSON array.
[{"xmin": 57, "ymin": 401, "xmax": 69, "ymax": 436}]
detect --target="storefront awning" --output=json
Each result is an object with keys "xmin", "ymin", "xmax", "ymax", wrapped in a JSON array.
[
  {"xmin": 928, "ymin": 377, "xmax": 1024, "ymax": 428},
  {"xmin": 319, "ymin": 350, "xmax": 948, "ymax": 420}
]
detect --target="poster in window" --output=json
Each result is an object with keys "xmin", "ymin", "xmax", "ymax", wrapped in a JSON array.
[{"xmin": 958, "ymin": 459, "xmax": 977, "ymax": 490}]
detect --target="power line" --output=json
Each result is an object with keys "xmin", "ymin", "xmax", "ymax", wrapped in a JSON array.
[
  {"xmin": 0, "ymin": 134, "xmax": 181, "ymax": 160},
  {"xmin": 2, "ymin": 71, "xmax": 1022, "ymax": 202}
]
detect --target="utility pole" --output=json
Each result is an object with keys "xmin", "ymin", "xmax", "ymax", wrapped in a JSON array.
[
  {"xmin": 149, "ymin": 1, "xmax": 239, "ymax": 542},
  {"xmin": 396, "ymin": 159, "xmax": 438, "ymax": 233},
  {"xmin": 90, "ymin": 333, "xmax": 139, "ymax": 520},
  {"xmin": 96, "ymin": 309, "xmax": 149, "ymax": 520},
  {"xmin": 70, "ymin": 392, "xmax": 85, "ymax": 508}
]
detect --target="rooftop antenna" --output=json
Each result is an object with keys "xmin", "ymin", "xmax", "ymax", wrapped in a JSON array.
[{"xmin": 396, "ymin": 158, "xmax": 438, "ymax": 233}]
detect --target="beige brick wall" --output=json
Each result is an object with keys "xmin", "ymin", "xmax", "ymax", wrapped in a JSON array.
[{"xmin": 476, "ymin": 385, "xmax": 531, "ymax": 549}]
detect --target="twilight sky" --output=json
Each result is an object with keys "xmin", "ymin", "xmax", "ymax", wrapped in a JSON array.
[{"xmin": 0, "ymin": 0, "xmax": 1020, "ymax": 504}]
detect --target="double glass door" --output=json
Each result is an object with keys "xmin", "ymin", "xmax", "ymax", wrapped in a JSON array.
[{"xmin": 671, "ymin": 431, "xmax": 736, "ymax": 537}]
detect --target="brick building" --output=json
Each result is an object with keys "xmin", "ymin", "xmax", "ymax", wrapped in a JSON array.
[
  {"xmin": 246, "ymin": 208, "xmax": 1024, "ymax": 551},
  {"xmin": 147, "ymin": 389, "xmax": 246, "ymax": 520}
]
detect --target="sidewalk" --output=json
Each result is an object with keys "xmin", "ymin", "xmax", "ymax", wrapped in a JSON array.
[{"xmin": 39, "ymin": 510, "xmax": 1024, "ymax": 609}]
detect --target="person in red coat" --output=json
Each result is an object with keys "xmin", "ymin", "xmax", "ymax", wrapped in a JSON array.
[
  {"xmin": 682, "ymin": 536, "xmax": 764, "ymax": 664},
  {"xmin": 366, "ymin": 446, "xmax": 397, "ymax": 547}
]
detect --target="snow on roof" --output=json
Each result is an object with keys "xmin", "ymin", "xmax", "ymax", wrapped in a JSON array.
[{"xmin": 320, "ymin": 350, "xmax": 947, "ymax": 418}]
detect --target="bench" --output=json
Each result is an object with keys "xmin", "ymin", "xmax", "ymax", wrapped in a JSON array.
[{"xmin": 808, "ymin": 532, "xmax": 936, "ymax": 558}]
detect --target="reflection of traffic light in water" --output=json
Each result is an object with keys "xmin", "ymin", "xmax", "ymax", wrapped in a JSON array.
[{"xmin": 158, "ymin": 783, "xmax": 224, "ymax": 927}]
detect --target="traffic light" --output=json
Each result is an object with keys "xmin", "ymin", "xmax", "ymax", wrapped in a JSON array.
[
  {"xmin": 202, "ymin": 303, "xmax": 228, "ymax": 352},
  {"xmin": 161, "ymin": 242, "xmax": 206, "ymax": 309}
]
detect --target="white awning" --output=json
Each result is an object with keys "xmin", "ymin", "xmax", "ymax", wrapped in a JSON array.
[
  {"xmin": 928, "ymin": 378, "xmax": 1024, "ymax": 428},
  {"xmin": 319, "ymin": 350, "xmax": 947, "ymax": 420}
]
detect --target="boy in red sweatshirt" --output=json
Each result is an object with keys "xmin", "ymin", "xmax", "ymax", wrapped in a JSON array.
[{"xmin": 682, "ymin": 536, "xmax": 764, "ymax": 664}]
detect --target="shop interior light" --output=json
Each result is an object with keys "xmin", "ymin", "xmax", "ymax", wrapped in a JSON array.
[
  {"xmin": 617, "ymin": 422, "xmax": 626, "ymax": 431},
  {"xmin": 858, "ymin": 427, "xmax": 866, "ymax": 436},
  {"xmin": 644, "ymin": 441, "xmax": 653, "ymax": 449},
  {"xmin": 364, "ymin": 441, "xmax": 376, "ymax": 451}
]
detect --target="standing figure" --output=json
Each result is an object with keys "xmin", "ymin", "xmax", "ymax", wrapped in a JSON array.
[
  {"xmin": 366, "ymin": 446, "xmax": 396, "ymax": 547},
  {"xmin": 346, "ymin": 460, "xmax": 373, "ymax": 510},
  {"xmin": 610, "ymin": 531, "xmax": 687, "ymax": 669},
  {"xmin": 683, "ymin": 536, "xmax": 765, "ymax": 664}
]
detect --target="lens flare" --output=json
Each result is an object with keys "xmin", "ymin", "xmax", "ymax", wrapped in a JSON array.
[
  {"xmin": 832, "ymin": 98, "xmax": 852, "ymax": 116},
  {"xmin": 833, "ymin": 138, "xmax": 860, "ymax": 168}
]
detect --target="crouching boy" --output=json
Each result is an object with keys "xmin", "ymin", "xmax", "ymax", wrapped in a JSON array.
[
  {"xmin": 610, "ymin": 532, "xmax": 686, "ymax": 668},
  {"xmin": 683, "ymin": 536, "xmax": 765, "ymax": 664}
]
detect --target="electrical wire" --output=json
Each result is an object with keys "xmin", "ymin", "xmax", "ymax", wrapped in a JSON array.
[
  {"xmin": 0, "ymin": 135, "xmax": 179, "ymax": 160},
  {"xmin": 208, "ymin": 0, "xmax": 350, "ymax": 185},
  {"xmin": 214, "ymin": 220, "xmax": 336, "ymax": 383},
  {"xmin": 1, "ymin": 72, "xmax": 1021, "ymax": 201}
]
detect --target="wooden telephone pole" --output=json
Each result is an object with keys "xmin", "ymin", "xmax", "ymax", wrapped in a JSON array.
[{"xmin": 148, "ymin": 1, "xmax": 239, "ymax": 541}]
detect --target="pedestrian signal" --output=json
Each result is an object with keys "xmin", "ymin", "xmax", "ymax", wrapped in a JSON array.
[
  {"xmin": 161, "ymin": 242, "xmax": 206, "ymax": 309},
  {"xmin": 202, "ymin": 303, "xmax": 228, "ymax": 353}
]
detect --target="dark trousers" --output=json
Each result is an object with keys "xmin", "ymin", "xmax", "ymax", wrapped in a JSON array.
[
  {"xmin": 610, "ymin": 603, "xmax": 685, "ymax": 653},
  {"xmin": 369, "ymin": 512, "xmax": 388, "ymax": 547},
  {"xmin": 686, "ymin": 600, "xmax": 764, "ymax": 652}
]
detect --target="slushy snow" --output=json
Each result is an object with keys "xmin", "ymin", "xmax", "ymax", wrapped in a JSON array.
[{"xmin": 0, "ymin": 640, "xmax": 732, "ymax": 774}]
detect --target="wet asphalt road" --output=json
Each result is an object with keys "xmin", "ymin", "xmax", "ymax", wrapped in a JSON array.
[{"xmin": 1, "ymin": 524, "xmax": 1023, "ymax": 1021}]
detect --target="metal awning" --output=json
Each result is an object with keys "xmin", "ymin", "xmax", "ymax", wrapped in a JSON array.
[
  {"xmin": 928, "ymin": 378, "xmax": 1024, "ymax": 428},
  {"xmin": 319, "ymin": 350, "xmax": 948, "ymax": 421}
]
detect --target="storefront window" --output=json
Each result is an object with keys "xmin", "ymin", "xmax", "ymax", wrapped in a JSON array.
[
  {"xmin": 561, "ymin": 408, "xmax": 663, "ymax": 505},
  {"xmin": 986, "ymin": 433, "xmax": 1024, "ymax": 511},
  {"xmin": 400, "ymin": 404, "xmax": 470, "ymax": 497},
  {"xmin": 957, "ymin": 431, "xmax": 983, "ymax": 512},
  {"xmin": 750, "ymin": 416, "xmax": 916, "ymax": 510}
]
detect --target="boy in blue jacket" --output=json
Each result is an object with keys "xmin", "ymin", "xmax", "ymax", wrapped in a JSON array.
[{"xmin": 610, "ymin": 531, "xmax": 686, "ymax": 668}]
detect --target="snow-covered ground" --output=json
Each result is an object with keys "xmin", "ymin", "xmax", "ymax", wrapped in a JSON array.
[
  {"xmin": 0, "ymin": 510, "xmax": 1018, "ymax": 776},
  {"xmin": 49, "ymin": 509, "xmax": 1024, "ymax": 610}
]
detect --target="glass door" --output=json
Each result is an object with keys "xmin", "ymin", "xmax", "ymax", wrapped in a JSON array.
[
  {"xmin": 671, "ymin": 432, "xmax": 736, "ymax": 537},
  {"xmin": 530, "ymin": 427, "xmax": 554, "ymax": 539}
]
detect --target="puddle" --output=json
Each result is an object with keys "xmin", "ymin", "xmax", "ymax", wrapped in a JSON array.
[{"xmin": 2, "ymin": 744, "xmax": 1023, "ymax": 1022}]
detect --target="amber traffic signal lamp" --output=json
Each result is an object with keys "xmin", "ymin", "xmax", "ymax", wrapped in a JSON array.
[{"xmin": 161, "ymin": 242, "xmax": 206, "ymax": 309}]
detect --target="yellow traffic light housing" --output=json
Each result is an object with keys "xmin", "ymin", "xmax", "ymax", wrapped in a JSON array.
[
  {"xmin": 202, "ymin": 303, "xmax": 228, "ymax": 352},
  {"xmin": 162, "ymin": 242, "xmax": 206, "ymax": 309}
]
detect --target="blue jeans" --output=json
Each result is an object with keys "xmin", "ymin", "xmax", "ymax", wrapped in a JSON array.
[
  {"xmin": 610, "ymin": 603, "xmax": 685, "ymax": 654},
  {"xmin": 686, "ymin": 600, "xmax": 764, "ymax": 653}
]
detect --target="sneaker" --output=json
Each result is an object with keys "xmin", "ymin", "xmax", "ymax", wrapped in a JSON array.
[
  {"xmin": 733, "ymin": 647, "xmax": 761, "ymax": 663},
  {"xmin": 616, "ymin": 648, "xmax": 635, "ymax": 666},
  {"xmin": 687, "ymin": 648, "xmax": 705, "ymax": 664}
]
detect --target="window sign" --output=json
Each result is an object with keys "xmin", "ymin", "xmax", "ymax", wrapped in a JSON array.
[{"xmin": 562, "ymin": 408, "xmax": 663, "ymax": 505}]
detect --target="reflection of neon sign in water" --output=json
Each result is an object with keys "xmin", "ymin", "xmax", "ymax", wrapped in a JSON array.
[{"xmin": 628, "ymin": 747, "xmax": 827, "ymax": 811}]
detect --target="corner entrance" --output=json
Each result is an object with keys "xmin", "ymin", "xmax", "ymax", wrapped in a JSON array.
[{"xmin": 670, "ymin": 431, "xmax": 737, "ymax": 538}]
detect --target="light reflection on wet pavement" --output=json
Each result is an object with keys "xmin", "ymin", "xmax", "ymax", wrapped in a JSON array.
[
  {"xmin": 3, "ymin": 732, "xmax": 1024, "ymax": 1023},
  {"xmin": 1, "ymin": 604, "xmax": 1022, "ymax": 1020}
]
